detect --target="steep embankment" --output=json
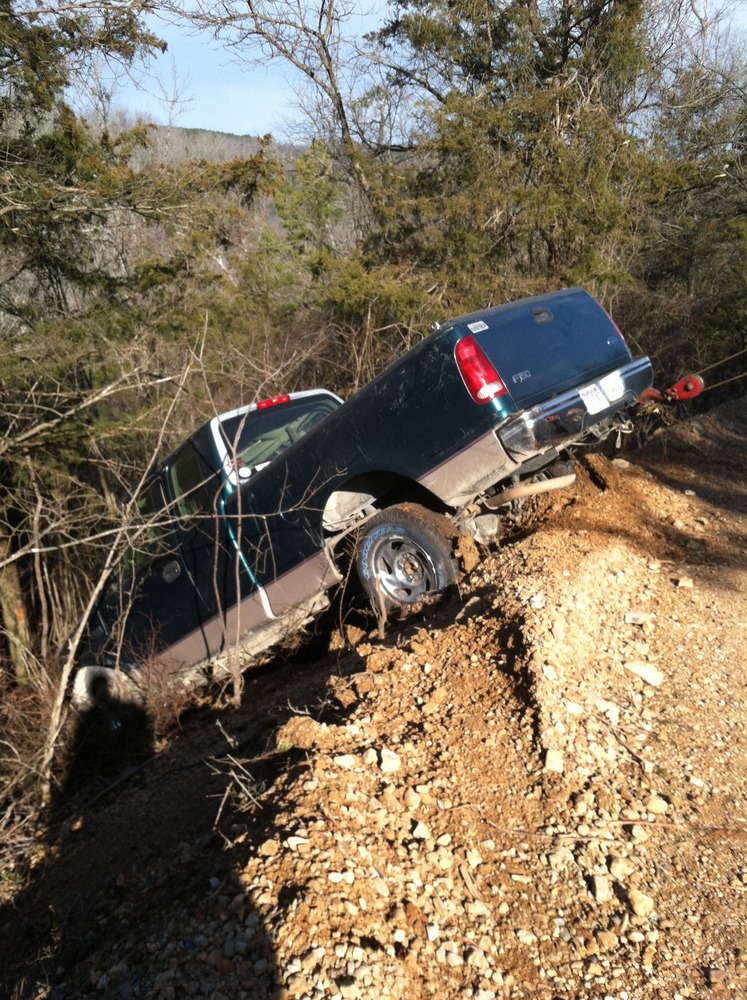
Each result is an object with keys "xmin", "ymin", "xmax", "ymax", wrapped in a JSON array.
[{"xmin": 1, "ymin": 400, "xmax": 745, "ymax": 999}]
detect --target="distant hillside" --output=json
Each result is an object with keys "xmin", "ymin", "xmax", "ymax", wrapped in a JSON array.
[{"xmin": 131, "ymin": 124, "xmax": 303, "ymax": 168}]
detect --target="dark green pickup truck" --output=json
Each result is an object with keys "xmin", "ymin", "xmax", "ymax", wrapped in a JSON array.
[{"xmin": 80, "ymin": 287, "xmax": 653, "ymax": 676}]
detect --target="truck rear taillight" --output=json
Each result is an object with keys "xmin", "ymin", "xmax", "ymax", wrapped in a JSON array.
[
  {"xmin": 455, "ymin": 335, "xmax": 508, "ymax": 404},
  {"xmin": 257, "ymin": 394, "xmax": 291, "ymax": 409}
]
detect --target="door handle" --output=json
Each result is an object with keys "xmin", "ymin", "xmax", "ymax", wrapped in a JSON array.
[{"xmin": 161, "ymin": 559, "xmax": 182, "ymax": 584}]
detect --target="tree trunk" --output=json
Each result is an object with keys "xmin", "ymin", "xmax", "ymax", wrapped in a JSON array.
[{"xmin": 0, "ymin": 524, "xmax": 34, "ymax": 686}]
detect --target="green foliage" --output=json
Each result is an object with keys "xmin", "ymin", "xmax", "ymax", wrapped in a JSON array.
[
  {"xmin": 363, "ymin": 0, "xmax": 653, "ymax": 298},
  {"xmin": 315, "ymin": 255, "xmax": 431, "ymax": 324},
  {"xmin": 360, "ymin": 0, "xmax": 745, "ymax": 345},
  {"xmin": 1, "ymin": 2, "xmax": 68, "ymax": 125},
  {"xmin": 276, "ymin": 140, "xmax": 343, "ymax": 254},
  {"xmin": 0, "ymin": 2, "xmax": 161, "ymax": 318},
  {"xmin": 362, "ymin": 89, "xmax": 648, "ymax": 306}
]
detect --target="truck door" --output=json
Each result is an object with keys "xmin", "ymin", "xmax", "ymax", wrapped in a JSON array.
[
  {"xmin": 96, "ymin": 475, "xmax": 211, "ymax": 663},
  {"xmin": 162, "ymin": 442, "xmax": 244, "ymax": 643}
]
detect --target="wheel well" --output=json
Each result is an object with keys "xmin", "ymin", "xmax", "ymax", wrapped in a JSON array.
[{"xmin": 323, "ymin": 472, "xmax": 450, "ymax": 534}]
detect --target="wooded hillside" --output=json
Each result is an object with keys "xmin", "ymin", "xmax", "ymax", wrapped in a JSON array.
[{"xmin": 1, "ymin": 0, "xmax": 745, "ymax": 810}]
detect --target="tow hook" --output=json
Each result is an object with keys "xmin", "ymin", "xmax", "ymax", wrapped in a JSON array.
[{"xmin": 640, "ymin": 374, "xmax": 705, "ymax": 404}]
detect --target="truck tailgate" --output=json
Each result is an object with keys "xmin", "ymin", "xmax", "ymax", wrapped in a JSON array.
[{"xmin": 453, "ymin": 288, "xmax": 632, "ymax": 409}]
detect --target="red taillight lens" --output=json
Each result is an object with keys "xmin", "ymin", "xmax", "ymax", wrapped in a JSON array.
[
  {"xmin": 257, "ymin": 394, "xmax": 291, "ymax": 409},
  {"xmin": 455, "ymin": 335, "xmax": 508, "ymax": 404}
]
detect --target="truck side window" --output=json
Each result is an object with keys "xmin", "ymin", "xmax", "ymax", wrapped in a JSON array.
[
  {"xmin": 221, "ymin": 396, "xmax": 339, "ymax": 475},
  {"xmin": 168, "ymin": 445, "xmax": 214, "ymax": 520}
]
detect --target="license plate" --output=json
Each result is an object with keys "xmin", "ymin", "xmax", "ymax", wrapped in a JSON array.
[{"xmin": 578, "ymin": 383, "xmax": 609, "ymax": 414}]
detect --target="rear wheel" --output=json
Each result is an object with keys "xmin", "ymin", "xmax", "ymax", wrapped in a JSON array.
[{"xmin": 356, "ymin": 504, "xmax": 459, "ymax": 609}]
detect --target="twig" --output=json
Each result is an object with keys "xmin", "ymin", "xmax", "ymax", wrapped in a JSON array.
[{"xmin": 453, "ymin": 803, "xmax": 747, "ymax": 841}]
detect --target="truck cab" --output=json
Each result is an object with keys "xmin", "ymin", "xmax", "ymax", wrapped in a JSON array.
[{"xmin": 81, "ymin": 390, "xmax": 342, "ymax": 670}]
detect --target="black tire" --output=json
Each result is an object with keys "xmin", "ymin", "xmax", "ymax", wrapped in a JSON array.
[{"xmin": 356, "ymin": 504, "xmax": 459, "ymax": 609}]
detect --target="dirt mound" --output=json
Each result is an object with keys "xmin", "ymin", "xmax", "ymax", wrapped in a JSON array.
[{"xmin": 1, "ymin": 402, "xmax": 745, "ymax": 999}]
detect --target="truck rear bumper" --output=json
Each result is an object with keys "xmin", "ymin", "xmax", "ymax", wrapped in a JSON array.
[{"xmin": 498, "ymin": 357, "xmax": 653, "ymax": 460}]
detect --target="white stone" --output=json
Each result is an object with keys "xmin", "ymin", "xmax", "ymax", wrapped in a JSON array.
[
  {"xmin": 548, "ymin": 845, "xmax": 574, "ymax": 872},
  {"xmin": 645, "ymin": 795, "xmax": 669, "ymax": 815},
  {"xmin": 609, "ymin": 857, "xmax": 636, "ymax": 881},
  {"xmin": 371, "ymin": 877, "xmax": 389, "ymax": 897},
  {"xmin": 592, "ymin": 875, "xmax": 614, "ymax": 903},
  {"xmin": 379, "ymin": 748, "xmax": 402, "ymax": 774},
  {"xmin": 625, "ymin": 661, "xmax": 664, "ymax": 687},
  {"xmin": 544, "ymin": 748, "xmax": 565, "ymax": 774},
  {"xmin": 286, "ymin": 836, "xmax": 310, "ymax": 851},
  {"xmin": 625, "ymin": 611, "xmax": 652, "ymax": 625},
  {"xmin": 404, "ymin": 787, "xmax": 421, "ymax": 809},
  {"xmin": 628, "ymin": 887, "xmax": 655, "ymax": 917}
]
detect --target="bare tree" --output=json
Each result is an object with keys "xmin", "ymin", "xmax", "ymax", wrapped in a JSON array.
[
  {"xmin": 157, "ymin": 0, "xmax": 385, "ymax": 189},
  {"xmin": 32, "ymin": 344, "xmax": 203, "ymax": 802}
]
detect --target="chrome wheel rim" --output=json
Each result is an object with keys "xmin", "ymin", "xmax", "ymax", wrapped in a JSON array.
[{"xmin": 370, "ymin": 534, "xmax": 438, "ymax": 603}]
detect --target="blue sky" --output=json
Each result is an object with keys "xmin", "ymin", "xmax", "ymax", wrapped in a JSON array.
[{"xmin": 115, "ymin": 23, "xmax": 301, "ymax": 138}]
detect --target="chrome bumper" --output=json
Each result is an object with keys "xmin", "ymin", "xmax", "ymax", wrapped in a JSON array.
[{"xmin": 498, "ymin": 357, "xmax": 653, "ymax": 460}]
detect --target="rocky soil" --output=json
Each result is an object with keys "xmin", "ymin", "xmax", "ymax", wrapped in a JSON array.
[{"xmin": 1, "ymin": 399, "xmax": 745, "ymax": 1000}]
